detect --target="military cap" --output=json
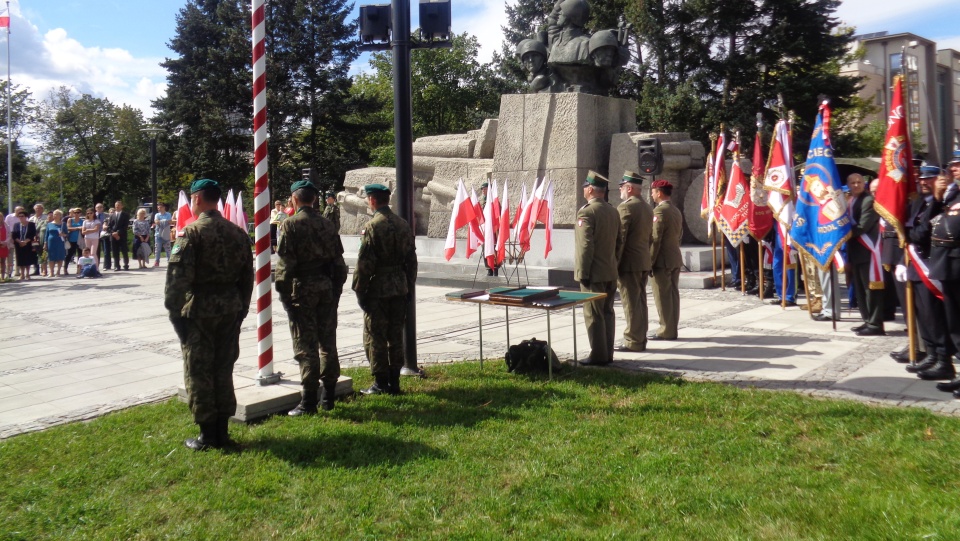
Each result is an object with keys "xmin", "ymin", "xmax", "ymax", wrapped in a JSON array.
[
  {"xmin": 325, "ymin": 190, "xmax": 336, "ymax": 198},
  {"xmin": 651, "ymin": 179, "xmax": 673, "ymax": 190},
  {"xmin": 291, "ymin": 180, "xmax": 319, "ymax": 193},
  {"xmin": 583, "ymin": 170, "xmax": 609, "ymax": 188},
  {"xmin": 918, "ymin": 165, "xmax": 941, "ymax": 178},
  {"xmin": 480, "ymin": 181, "xmax": 489, "ymax": 189},
  {"xmin": 620, "ymin": 170, "xmax": 644, "ymax": 185},
  {"xmin": 190, "ymin": 179, "xmax": 219, "ymax": 194},
  {"xmin": 949, "ymin": 150, "xmax": 960, "ymax": 165},
  {"xmin": 516, "ymin": 38, "xmax": 548, "ymax": 59},
  {"xmin": 363, "ymin": 183, "xmax": 391, "ymax": 196}
]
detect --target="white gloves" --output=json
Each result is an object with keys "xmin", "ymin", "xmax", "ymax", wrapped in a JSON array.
[{"xmin": 895, "ymin": 264, "xmax": 907, "ymax": 283}]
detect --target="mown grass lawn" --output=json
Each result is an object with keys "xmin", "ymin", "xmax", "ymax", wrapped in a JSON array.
[{"xmin": 2, "ymin": 362, "xmax": 960, "ymax": 540}]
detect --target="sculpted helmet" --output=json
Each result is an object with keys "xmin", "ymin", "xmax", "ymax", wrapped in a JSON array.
[
  {"xmin": 558, "ymin": 0, "xmax": 590, "ymax": 27},
  {"xmin": 516, "ymin": 38, "xmax": 548, "ymax": 59},
  {"xmin": 588, "ymin": 29, "xmax": 619, "ymax": 55}
]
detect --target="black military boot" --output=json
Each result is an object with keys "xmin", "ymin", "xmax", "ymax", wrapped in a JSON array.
[
  {"xmin": 936, "ymin": 377, "xmax": 960, "ymax": 393},
  {"xmin": 361, "ymin": 373, "xmax": 390, "ymax": 395},
  {"xmin": 288, "ymin": 389, "xmax": 319, "ymax": 416},
  {"xmin": 217, "ymin": 416, "xmax": 237, "ymax": 448},
  {"xmin": 906, "ymin": 354, "xmax": 939, "ymax": 374},
  {"xmin": 388, "ymin": 367, "xmax": 402, "ymax": 396},
  {"xmin": 890, "ymin": 348, "xmax": 927, "ymax": 364},
  {"xmin": 185, "ymin": 422, "xmax": 219, "ymax": 451},
  {"xmin": 918, "ymin": 355, "xmax": 956, "ymax": 381},
  {"xmin": 320, "ymin": 382, "xmax": 337, "ymax": 411}
]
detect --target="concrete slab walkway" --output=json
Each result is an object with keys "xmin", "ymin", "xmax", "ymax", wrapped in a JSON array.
[{"xmin": 1, "ymin": 262, "xmax": 957, "ymax": 439}]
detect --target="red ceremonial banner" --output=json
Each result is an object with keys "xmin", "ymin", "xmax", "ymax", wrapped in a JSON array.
[{"xmin": 874, "ymin": 76, "xmax": 916, "ymax": 245}]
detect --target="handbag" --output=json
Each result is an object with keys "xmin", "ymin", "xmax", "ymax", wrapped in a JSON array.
[{"xmin": 64, "ymin": 240, "xmax": 72, "ymax": 250}]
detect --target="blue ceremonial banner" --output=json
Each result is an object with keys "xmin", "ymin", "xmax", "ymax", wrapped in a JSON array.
[{"xmin": 791, "ymin": 103, "xmax": 852, "ymax": 271}]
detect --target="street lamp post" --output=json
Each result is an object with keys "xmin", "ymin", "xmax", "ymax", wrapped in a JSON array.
[
  {"xmin": 53, "ymin": 156, "xmax": 63, "ymax": 210},
  {"xmin": 141, "ymin": 127, "xmax": 165, "ymax": 217}
]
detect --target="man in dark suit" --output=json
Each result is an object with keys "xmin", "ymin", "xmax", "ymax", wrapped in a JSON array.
[
  {"xmin": 108, "ymin": 200, "xmax": 130, "ymax": 271},
  {"xmin": 575, "ymin": 171, "xmax": 622, "ymax": 365},
  {"xmin": 928, "ymin": 172, "xmax": 960, "ymax": 396},
  {"xmin": 847, "ymin": 173, "xmax": 885, "ymax": 336}
]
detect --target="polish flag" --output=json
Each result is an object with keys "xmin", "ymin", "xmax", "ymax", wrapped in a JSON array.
[
  {"xmin": 496, "ymin": 179, "xmax": 510, "ymax": 266},
  {"xmin": 232, "ymin": 191, "xmax": 247, "ymax": 231},
  {"xmin": 223, "ymin": 189, "xmax": 235, "ymax": 222},
  {"xmin": 0, "ymin": 7, "xmax": 10, "ymax": 29},
  {"xmin": 540, "ymin": 179, "xmax": 554, "ymax": 258},
  {"xmin": 466, "ymin": 186, "xmax": 484, "ymax": 258},
  {"xmin": 217, "ymin": 197, "xmax": 224, "ymax": 214},
  {"xmin": 175, "ymin": 191, "xmax": 196, "ymax": 237},
  {"xmin": 443, "ymin": 179, "xmax": 476, "ymax": 260},
  {"xmin": 512, "ymin": 182, "xmax": 527, "ymax": 229},
  {"xmin": 483, "ymin": 180, "xmax": 497, "ymax": 268},
  {"xmin": 516, "ymin": 178, "xmax": 540, "ymax": 252}
]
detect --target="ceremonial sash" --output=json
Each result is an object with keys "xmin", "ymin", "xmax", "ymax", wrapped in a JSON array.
[
  {"xmin": 857, "ymin": 234, "xmax": 884, "ymax": 290},
  {"xmin": 907, "ymin": 244, "xmax": 943, "ymax": 300},
  {"xmin": 762, "ymin": 240, "xmax": 773, "ymax": 269}
]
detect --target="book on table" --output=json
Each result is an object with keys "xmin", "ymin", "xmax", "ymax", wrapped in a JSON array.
[
  {"xmin": 445, "ymin": 289, "xmax": 487, "ymax": 299},
  {"xmin": 488, "ymin": 286, "xmax": 560, "ymax": 305}
]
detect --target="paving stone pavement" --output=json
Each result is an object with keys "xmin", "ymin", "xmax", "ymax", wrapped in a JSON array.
[{"xmin": 2, "ymin": 263, "xmax": 958, "ymax": 439}]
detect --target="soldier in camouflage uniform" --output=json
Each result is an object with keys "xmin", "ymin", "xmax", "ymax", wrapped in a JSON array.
[
  {"xmin": 165, "ymin": 179, "xmax": 254, "ymax": 451},
  {"xmin": 352, "ymin": 183, "xmax": 418, "ymax": 395},
  {"xmin": 275, "ymin": 180, "xmax": 348, "ymax": 415},
  {"xmin": 322, "ymin": 191, "xmax": 341, "ymax": 233}
]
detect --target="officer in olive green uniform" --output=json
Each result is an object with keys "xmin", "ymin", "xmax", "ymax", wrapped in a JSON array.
[
  {"xmin": 575, "ymin": 171, "xmax": 622, "ymax": 365},
  {"xmin": 322, "ymin": 191, "xmax": 341, "ymax": 232},
  {"xmin": 616, "ymin": 171, "xmax": 653, "ymax": 352},
  {"xmin": 649, "ymin": 179, "xmax": 683, "ymax": 340},
  {"xmin": 352, "ymin": 184, "xmax": 418, "ymax": 394},
  {"xmin": 165, "ymin": 179, "xmax": 254, "ymax": 451},
  {"xmin": 276, "ymin": 180, "xmax": 348, "ymax": 415}
]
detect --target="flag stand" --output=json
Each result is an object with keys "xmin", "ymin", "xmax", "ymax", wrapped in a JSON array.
[
  {"xmin": 781, "ymin": 240, "xmax": 788, "ymax": 310},
  {"xmin": 904, "ymin": 251, "xmax": 917, "ymax": 365}
]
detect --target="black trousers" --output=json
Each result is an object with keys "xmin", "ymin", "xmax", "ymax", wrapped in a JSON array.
[
  {"xmin": 100, "ymin": 236, "xmax": 113, "ymax": 268},
  {"xmin": 112, "ymin": 234, "xmax": 129, "ymax": 269},
  {"xmin": 64, "ymin": 241, "xmax": 82, "ymax": 271},
  {"xmin": 912, "ymin": 280, "xmax": 954, "ymax": 357},
  {"xmin": 850, "ymin": 261, "xmax": 884, "ymax": 329},
  {"xmin": 942, "ymin": 280, "xmax": 960, "ymax": 361}
]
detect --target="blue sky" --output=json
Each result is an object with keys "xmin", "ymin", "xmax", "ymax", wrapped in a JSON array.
[{"xmin": 3, "ymin": 0, "xmax": 958, "ymax": 132}]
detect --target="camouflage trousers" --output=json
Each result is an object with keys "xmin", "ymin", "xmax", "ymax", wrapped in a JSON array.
[
  {"xmin": 180, "ymin": 314, "xmax": 241, "ymax": 424},
  {"xmin": 363, "ymin": 295, "xmax": 407, "ymax": 376},
  {"xmin": 287, "ymin": 290, "xmax": 341, "ymax": 392}
]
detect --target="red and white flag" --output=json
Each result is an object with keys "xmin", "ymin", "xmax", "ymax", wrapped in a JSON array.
[
  {"xmin": 512, "ymin": 181, "xmax": 528, "ymax": 229},
  {"xmin": 0, "ymin": 7, "xmax": 10, "ymax": 29},
  {"xmin": 232, "ymin": 191, "xmax": 247, "ymax": 231},
  {"xmin": 496, "ymin": 180, "xmax": 510, "ymax": 266},
  {"xmin": 516, "ymin": 178, "xmax": 540, "ymax": 251},
  {"xmin": 175, "ymin": 190, "xmax": 196, "ymax": 237},
  {"xmin": 466, "ymin": 186, "xmax": 483, "ymax": 258},
  {"xmin": 223, "ymin": 189, "xmax": 235, "ymax": 222},
  {"xmin": 701, "ymin": 146, "xmax": 714, "ymax": 221},
  {"xmin": 710, "ymin": 131, "xmax": 728, "ymax": 230},
  {"xmin": 747, "ymin": 132, "xmax": 774, "ymax": 241},
  {"xmin": 521, "ymin": 177, "xmax": 550, "ymax": 252},
  {"xmin": 541, "ymin": 179, "xmax": 554, "ymax": 258},
  {"xmin": 443, "ymin": 179, "xmax": 476, "ymax": 260},
  {"xmin": 483, "ymin": 180, "xmax": 497, "ymax": 268},
  {"xmin": 717, "ymin": 139, "xmax": 750, "ymax": 247},
  {"xmin": 764, "ymin": 119, "xmax": 797, "ymax": 265}
]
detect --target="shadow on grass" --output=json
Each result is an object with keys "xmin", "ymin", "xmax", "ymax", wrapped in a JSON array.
[{"xmin": 248, "ymin": 432, "xmax": 445, "ymax": 468}]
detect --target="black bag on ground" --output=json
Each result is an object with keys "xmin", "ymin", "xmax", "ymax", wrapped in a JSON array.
[{"xmin": 504, "ymin": 338, "xmax": 561, "ymax": 374}]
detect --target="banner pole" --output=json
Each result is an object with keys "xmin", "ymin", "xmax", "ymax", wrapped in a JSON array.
[
  {"xmin": 720, "ymin": 235, "xmax": 726, "ymax": 291},
  {"xmin": 739, "ymin": 243, "xmax": 746, "ymax": 294},
  {"xmin": 711, "ymin": 229, "xmax": 718, "ymax": 287},
  {"xmin": 781, "ymin": 235, "xmax": 788, "ymax": 309},
  {"xmin": 758, "ymin": 241, "xmax": 764, "ymax": 300},
  {"xmin": 905, "ymin": 250, "xmax": 917, "ymax": 364},
  {"xmin": 831, "ymin": 264, "xmax": 838, "ymax": 332}
]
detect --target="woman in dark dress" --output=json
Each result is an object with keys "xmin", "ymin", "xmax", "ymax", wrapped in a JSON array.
[{"xmin": 12, "ymin": 210, "xmax": 37, "ymax": 281}]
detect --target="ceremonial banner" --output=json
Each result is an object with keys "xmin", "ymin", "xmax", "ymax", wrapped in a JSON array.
[
  {"xmin": 717, "ymin": 139, "xmax": 750, "ymax": 246},
  {"xmin": 700, "ymin": 143, "xmax": 714, "ymax": 220},
  {"xmin": 791, "ymin": 102, "xmax": 852, "ymax": 270},
  {"xmin": 874, "ymin": 76, "xmax": 916, "ymax": 245},
  {"xmin": 763, "ymin": 119, "xmax": 796, "ymax": 229},
  {"xmin": 748, "ymin": 133, "xmax": 774, "ymax": 240},
  {"xmin": 711, "ymin": 132, "xmax": 729, "ymax": 227}
]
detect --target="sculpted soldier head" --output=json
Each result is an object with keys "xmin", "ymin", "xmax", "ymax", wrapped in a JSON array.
[{"xmin": 557, "ymin": 0, "xmax": 590, "ymax": 28}]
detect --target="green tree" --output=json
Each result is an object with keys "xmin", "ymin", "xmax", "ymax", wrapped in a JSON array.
[
  {"xmin": 36, "ymin": 87, "xmax": 151, "ymax": 208},
  {"xmin": 0, "ymin": 81, "xmax": 37, "ymax": 210}
]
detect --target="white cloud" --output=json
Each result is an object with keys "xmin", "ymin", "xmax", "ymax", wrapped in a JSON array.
[
  {"xmin": 452, "ymin": 1, "xmax": 508, "ymax": 64},
  {"xmin": 1, "ymin": 6, "xmax": 168, "ymax": 128}
]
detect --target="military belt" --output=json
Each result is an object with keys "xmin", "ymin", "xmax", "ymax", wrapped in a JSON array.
[
  {"xmin": 295, "ymin": 262, "xmax": 333, "ymax": 279},
  {"xmin": 881, "ymin": 232, "xmax": 898, "ymax": 238},
  {"xmin": 932, "ymin": 239, "xmax": 959, "ymax": 248}
]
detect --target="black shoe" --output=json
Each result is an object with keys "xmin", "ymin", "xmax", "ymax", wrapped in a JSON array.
[
  {"xmin": 768, "ymin": 298, "xmax": 782, "ymax": 305},
  {"xmin": 486, "ymin": 269, "xmax": 493, "ymax": 276},
  {"xmin": 918, "ymin": 358, "xmax": 955, "ymax": 381},
  {"xmin": 890, "ymin": 350, "xmax": 926, "ymax": 364},
  {"xmin": 728, "ymin": 281, "xmax": 741, "ymax": 289},
  {"xmin": 936, "ymin": 378, "xmax": 960, "ymax": 392},
  {"xmin": 906, "ymin": 357, "xmax": 938, "ymax": 374},
  {"xmin": 184, "ymin": 422, "xmax": 219, "ymax": 451},
  {"xmin": 614, "ymin": 345, "xmax": 645, "ymax": 353},
  {"xmin": 953, "ymin": 388, "xmax": 960, "ymax": 399},
  {"xmin": 217, "ymin": 417, "xmax": 237, "ymax": 448},
  {"xmin": 361, "ymin": 374, "xmax": 391, "ymax": 395},
  {"xmin": 578, "ymin": 360, "xmax": 611, "ymax": 366},
  {"xmin": 320, "ymin": 383, "xmax": 336, "ymax": 411},
  {"xmin": 388, "ymin": 367, "xmax": 402, "ymax": 395},
  {"xmin": 856, "ymin": 326, "xmax": 886, "ymax": 337},
  {"xmin": 850, "ymin": 324, "xmax": 867, "ymax": 333},
  {"xmin": 288, "ymin": 389, "xmax": 318, "ymax": 416}
]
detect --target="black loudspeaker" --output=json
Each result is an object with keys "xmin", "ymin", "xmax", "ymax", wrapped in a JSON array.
[
  {"xmin": 419, "ymin": 0, "xmax": 451, "ymax": 41},
  {"xmin": 637, "ymin": 138, "xmax": 663, "ymax": 176},
  {"xmin": 359, "ymin": 4, "xmax": 391, "ymax": 44}
]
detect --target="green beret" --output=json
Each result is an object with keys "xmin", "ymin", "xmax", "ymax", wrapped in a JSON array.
[
  {"xmin": 363, "ymin": 183, "xmax": 391, "ymax": 196},
  {"xmin": 325, "ymin": 191, "xmax": 336, "ymax": 198},
  {"xmin": 582, "ymin": 170, "xmax": 609, "ymax": 189},
  {"xmin": 480, "ymin": 181, "xmax": 489, "ymax": 189},
  {"xmin": 189, "ymin": 179, "xmax": 219, "ymax": 194},
  {"xmin": 620, "ymin": 170, "xmax": 643, "ymax": 185},
  {"xmin": 291, "ymin": 180, "xmax": 318, "ymax": 193}
]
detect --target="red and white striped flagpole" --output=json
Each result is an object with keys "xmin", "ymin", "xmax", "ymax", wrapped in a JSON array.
[{"xmin": 252, "ymin": 0, "xmax": 277, "ymax": 384}]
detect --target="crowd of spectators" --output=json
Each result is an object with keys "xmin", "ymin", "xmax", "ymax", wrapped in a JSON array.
[{"xmin": 2, "ymin": 201, "xmax": 177, "ymax": 280}]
